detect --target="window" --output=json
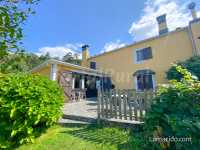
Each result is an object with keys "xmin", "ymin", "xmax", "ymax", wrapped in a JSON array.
[
  {"xmin": 136, "ymin": 47, "xmax": 152, "ymax": 62},
  {"xmin": 133, "ymin": 69, "xmax": 155, "ymax": 91},
  {"xmin": 136, "ymin": 74, "xmax": 153, "ymax": 91},
  {"xmin": 90, "ymin": 62, "xmax": 96, "ymax": 69}
]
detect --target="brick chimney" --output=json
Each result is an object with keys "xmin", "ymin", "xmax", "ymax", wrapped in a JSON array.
[
  {"xmin": 156, "ymin": 14, "xmax": 169, "ymax": 35},
  {"xmin": 81, "ymin": 45, "xmax": 90, "ymax": 67}
]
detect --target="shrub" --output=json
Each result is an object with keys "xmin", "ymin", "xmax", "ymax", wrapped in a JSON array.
[
  {"xmin": 143, "ymin": 66, "xmax": 200, "ymax": 150},
  {"xmin": 0, "ymin": 73, "xmax": 64, "ymax": 148},
  {"xmin": 166, "ymin": 56, "xmax": 200, "ymax": 81}
]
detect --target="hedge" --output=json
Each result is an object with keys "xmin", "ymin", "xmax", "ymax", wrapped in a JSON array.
[
  {"xmin": 0, "ymin": 73, "xmax": 64, "ymax": 148},
  {"xmin": 143, "ymin": 66, "xmax": 200, "ymax": 150}
]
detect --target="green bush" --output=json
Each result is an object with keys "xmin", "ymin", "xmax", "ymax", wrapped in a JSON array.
[
  {"xmin": 167, "ymin": 56, "xmax": 200, "ymax": 81},
  {"xmin": 143, "ymin": 66, "xmax": 200, "ymax": 150},
  {"xmin": 0, "ymin": 73, "xmax": 64, "ymax": 148}
]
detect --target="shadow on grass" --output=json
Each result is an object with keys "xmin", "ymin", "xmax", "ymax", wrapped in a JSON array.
[
  {"xmin": 63, "ymin": 124, "xmax": 127, "ymax": 144},
  {"xmin": 61, "ymin": 123, "xmax": 145, "ymax": 150}
]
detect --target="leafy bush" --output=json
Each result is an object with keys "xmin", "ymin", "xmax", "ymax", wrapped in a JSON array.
[
  {"xmin": 0, "ymin": 73, "xmax": 64, "ymax": 148},
  {"xmin": 143, "ymin": 66, "xmax": 200, "ymax": 150},
  {"xmin": 166, "ymin": 56, "xmax": 200, "ymax": 81}
]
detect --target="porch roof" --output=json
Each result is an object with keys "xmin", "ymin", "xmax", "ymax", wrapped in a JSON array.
[{"xmin": 31, "ymin": 59, "xmax": 109, "ymax": 77}]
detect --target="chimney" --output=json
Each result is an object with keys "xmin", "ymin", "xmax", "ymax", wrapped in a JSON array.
[
  {"xmin": 188, "ymin": 2, "xmax": 197, "ymax": 20},
  {"xmin": 81, "ymin": 45, "xmax": 90, "ymax": 67},
  {"xmin": 156, "ymin": 14, "xmax": 169, "ymax": 35}
]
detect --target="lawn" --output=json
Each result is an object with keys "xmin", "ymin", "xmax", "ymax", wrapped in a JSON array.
[{"xmin": 18, "ymin": 124, "xmax": 141, "ymax": 150}]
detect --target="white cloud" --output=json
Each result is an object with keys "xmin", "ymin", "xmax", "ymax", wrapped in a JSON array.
[
  {"xmin": 129, "ymin": 0, "xmax": 199, "ymax": 41},
  {"xmin": 36, "ymin": 43, "xmax": 82, "ymax": 59},
  {"xmin": 101, "ymin": 40, "xmax": 126, "ymax": 53}
]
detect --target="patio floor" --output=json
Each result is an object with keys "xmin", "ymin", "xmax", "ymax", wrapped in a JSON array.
[
  {"xmin": 63, "ymin": 99, "xmax": 97, "ymax": 120},
  {"xmin": 61, "ymin": 99, "xmax": 143, "ymax": 126}
]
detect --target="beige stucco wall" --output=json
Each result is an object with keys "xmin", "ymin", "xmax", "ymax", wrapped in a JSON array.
[
  {"xmin": 87, "ymin": 29, "xmax": 193, "ymax": 89},
  {"xmin": 56, "ymin": 64, "xmax": 77, "ymax": 81}
]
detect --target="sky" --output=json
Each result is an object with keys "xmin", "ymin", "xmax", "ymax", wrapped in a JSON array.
[{"xmin": 22, "ymin": 0, "xmax": 200, "ymax": 58}]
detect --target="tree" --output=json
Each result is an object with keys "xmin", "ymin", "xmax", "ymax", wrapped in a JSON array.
[
  {"xmin": 39, "ymin": 52, "xmax": 51, "ymax": 62},
  {"xmin": 62, "ymin": 52, "xmax": 73, "ymax": 62},
  {"xmin": 0, "ymin": 50, "xmax": 51, "ymax": 73},
  {"xmin": 62, "ymin": 52, "xmax": 81, "ymax": 65},
  {"xmin": 166, "ymin": 56, "xmax": 200, "ymax": 81},
  {"xmin": 0, "ymin": 0, "xmax": 39, "ymax": 59}
]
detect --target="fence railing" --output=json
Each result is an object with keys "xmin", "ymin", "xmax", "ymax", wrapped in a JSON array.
[{"xmin": 97, "ymin": 89, "xmax": 156, "ymax": 122}]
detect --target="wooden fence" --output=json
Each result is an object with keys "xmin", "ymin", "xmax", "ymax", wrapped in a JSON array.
[{"xmin": 97, "ymin": 89, "xmax": 156, "ymax": 122}]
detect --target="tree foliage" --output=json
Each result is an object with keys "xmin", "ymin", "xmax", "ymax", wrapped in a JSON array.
[
  {"xmin": 167, "ymin": 56, "xmax": 200, "ymax": 81},
  {"xmin": 62, "ymin": 52, "xmax": 81, "ymax": 65},
  {"xmin": 0, "ymin": 73, "xmax": 64, "ymax": 148},
  {"xmin": 0, "ymin": 0, "xmax": 39, "ymax": 59},
  {"xmin": 143, "ymin": 66, "xmax": 200, "ymax": 150},
  {"xmin": 0, "ymin": 50, "xmax": 50, "ymax": 73}
]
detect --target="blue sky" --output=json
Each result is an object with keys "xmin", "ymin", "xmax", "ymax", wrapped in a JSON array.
[{"xmin": 22, "ymin": 0, "xmax": 200, "ymax": 58}]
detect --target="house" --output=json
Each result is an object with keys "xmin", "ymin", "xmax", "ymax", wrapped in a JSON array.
[
  {"xmin": 81, "ymin": 3, "xmax": 200, "ymax": 91},
  {"xmin": 32, "ymin": 2, "xmax": 200, "ymax": 100},
  {"xmin": 31, "ymin": 59, "xmax": 111, "ymax": 101}
]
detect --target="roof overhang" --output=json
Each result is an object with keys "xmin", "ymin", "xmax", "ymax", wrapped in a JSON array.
[{"xmin": 31, "ymin": 59, "xmax": 109, "ymax": 77}]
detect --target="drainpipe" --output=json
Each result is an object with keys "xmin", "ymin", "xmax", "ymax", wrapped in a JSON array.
[
  {"xmin": 187, "ymin": 2, "xmax": 198, "ymax": 56},
  {"xmin": 188, "ymin": 25, "xmax": 198, "ymax": 56}
]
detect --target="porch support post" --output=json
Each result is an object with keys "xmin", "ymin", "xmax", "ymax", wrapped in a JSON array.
[
  {"xmin": 50, "ymin": 63, "xmax": 57, "ymax": 81},
  {"xmin": 72, "ymin": 74, "xmax": 75, "ymax": 89},
  {"xmin": 81, "ymin": 75, "xmax": 85, "ymax": 89}
]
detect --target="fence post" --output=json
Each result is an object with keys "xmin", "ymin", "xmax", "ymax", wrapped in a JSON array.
[
  {"xmin": 109, "ymin": 90, "xmax": 113, "ymax": 118},
  {"xmin": 113, "ymin": 90, "xmax": 118, "ymax": 119},
  {"xmin": 133, "ymin": 92, "xmax": 138, "ymax": 121},
  {"xmin": 97, "ymin": 89, "xmax": 101, "ymax": 124},
  {"xmin": 118, "ymin": 90, "xmax": 122, "ymax": 119},
  {"xmin": 101, "ymin": 91, "xmax": 105, "ymax": 118},
  {"xmin": 127, "ymin": 90, "xmax": 133, "ymax": 120},
  {"xmin": 105, "ymin": 90, "xmax": 109, "ymax": 118},
  {"xmin": 123, "ymin": 90, "xmax": 128, "ymax": 120}
]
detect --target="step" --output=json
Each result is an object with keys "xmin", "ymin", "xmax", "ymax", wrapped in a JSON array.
[
  {"xmin": 62, "ymin": 114, "xmax": 97, "ymax": 124},
  {"xmin": 59, "ymin": 118, "xmax": 90, "ymax": 125}
]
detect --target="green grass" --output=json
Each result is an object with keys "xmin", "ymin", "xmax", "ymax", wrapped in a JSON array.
[{"xmin": 17, "ymin": 124, "xmax": 141, "ymax": 150}]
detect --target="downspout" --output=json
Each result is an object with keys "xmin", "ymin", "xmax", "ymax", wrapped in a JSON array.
[
  {"xmin": 187, "ymin": 2, "xmax": 198, "ymax": 56},
  {"xmin": 187, "ymin": 25, "xmax": 198, "ymax": 56}
]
